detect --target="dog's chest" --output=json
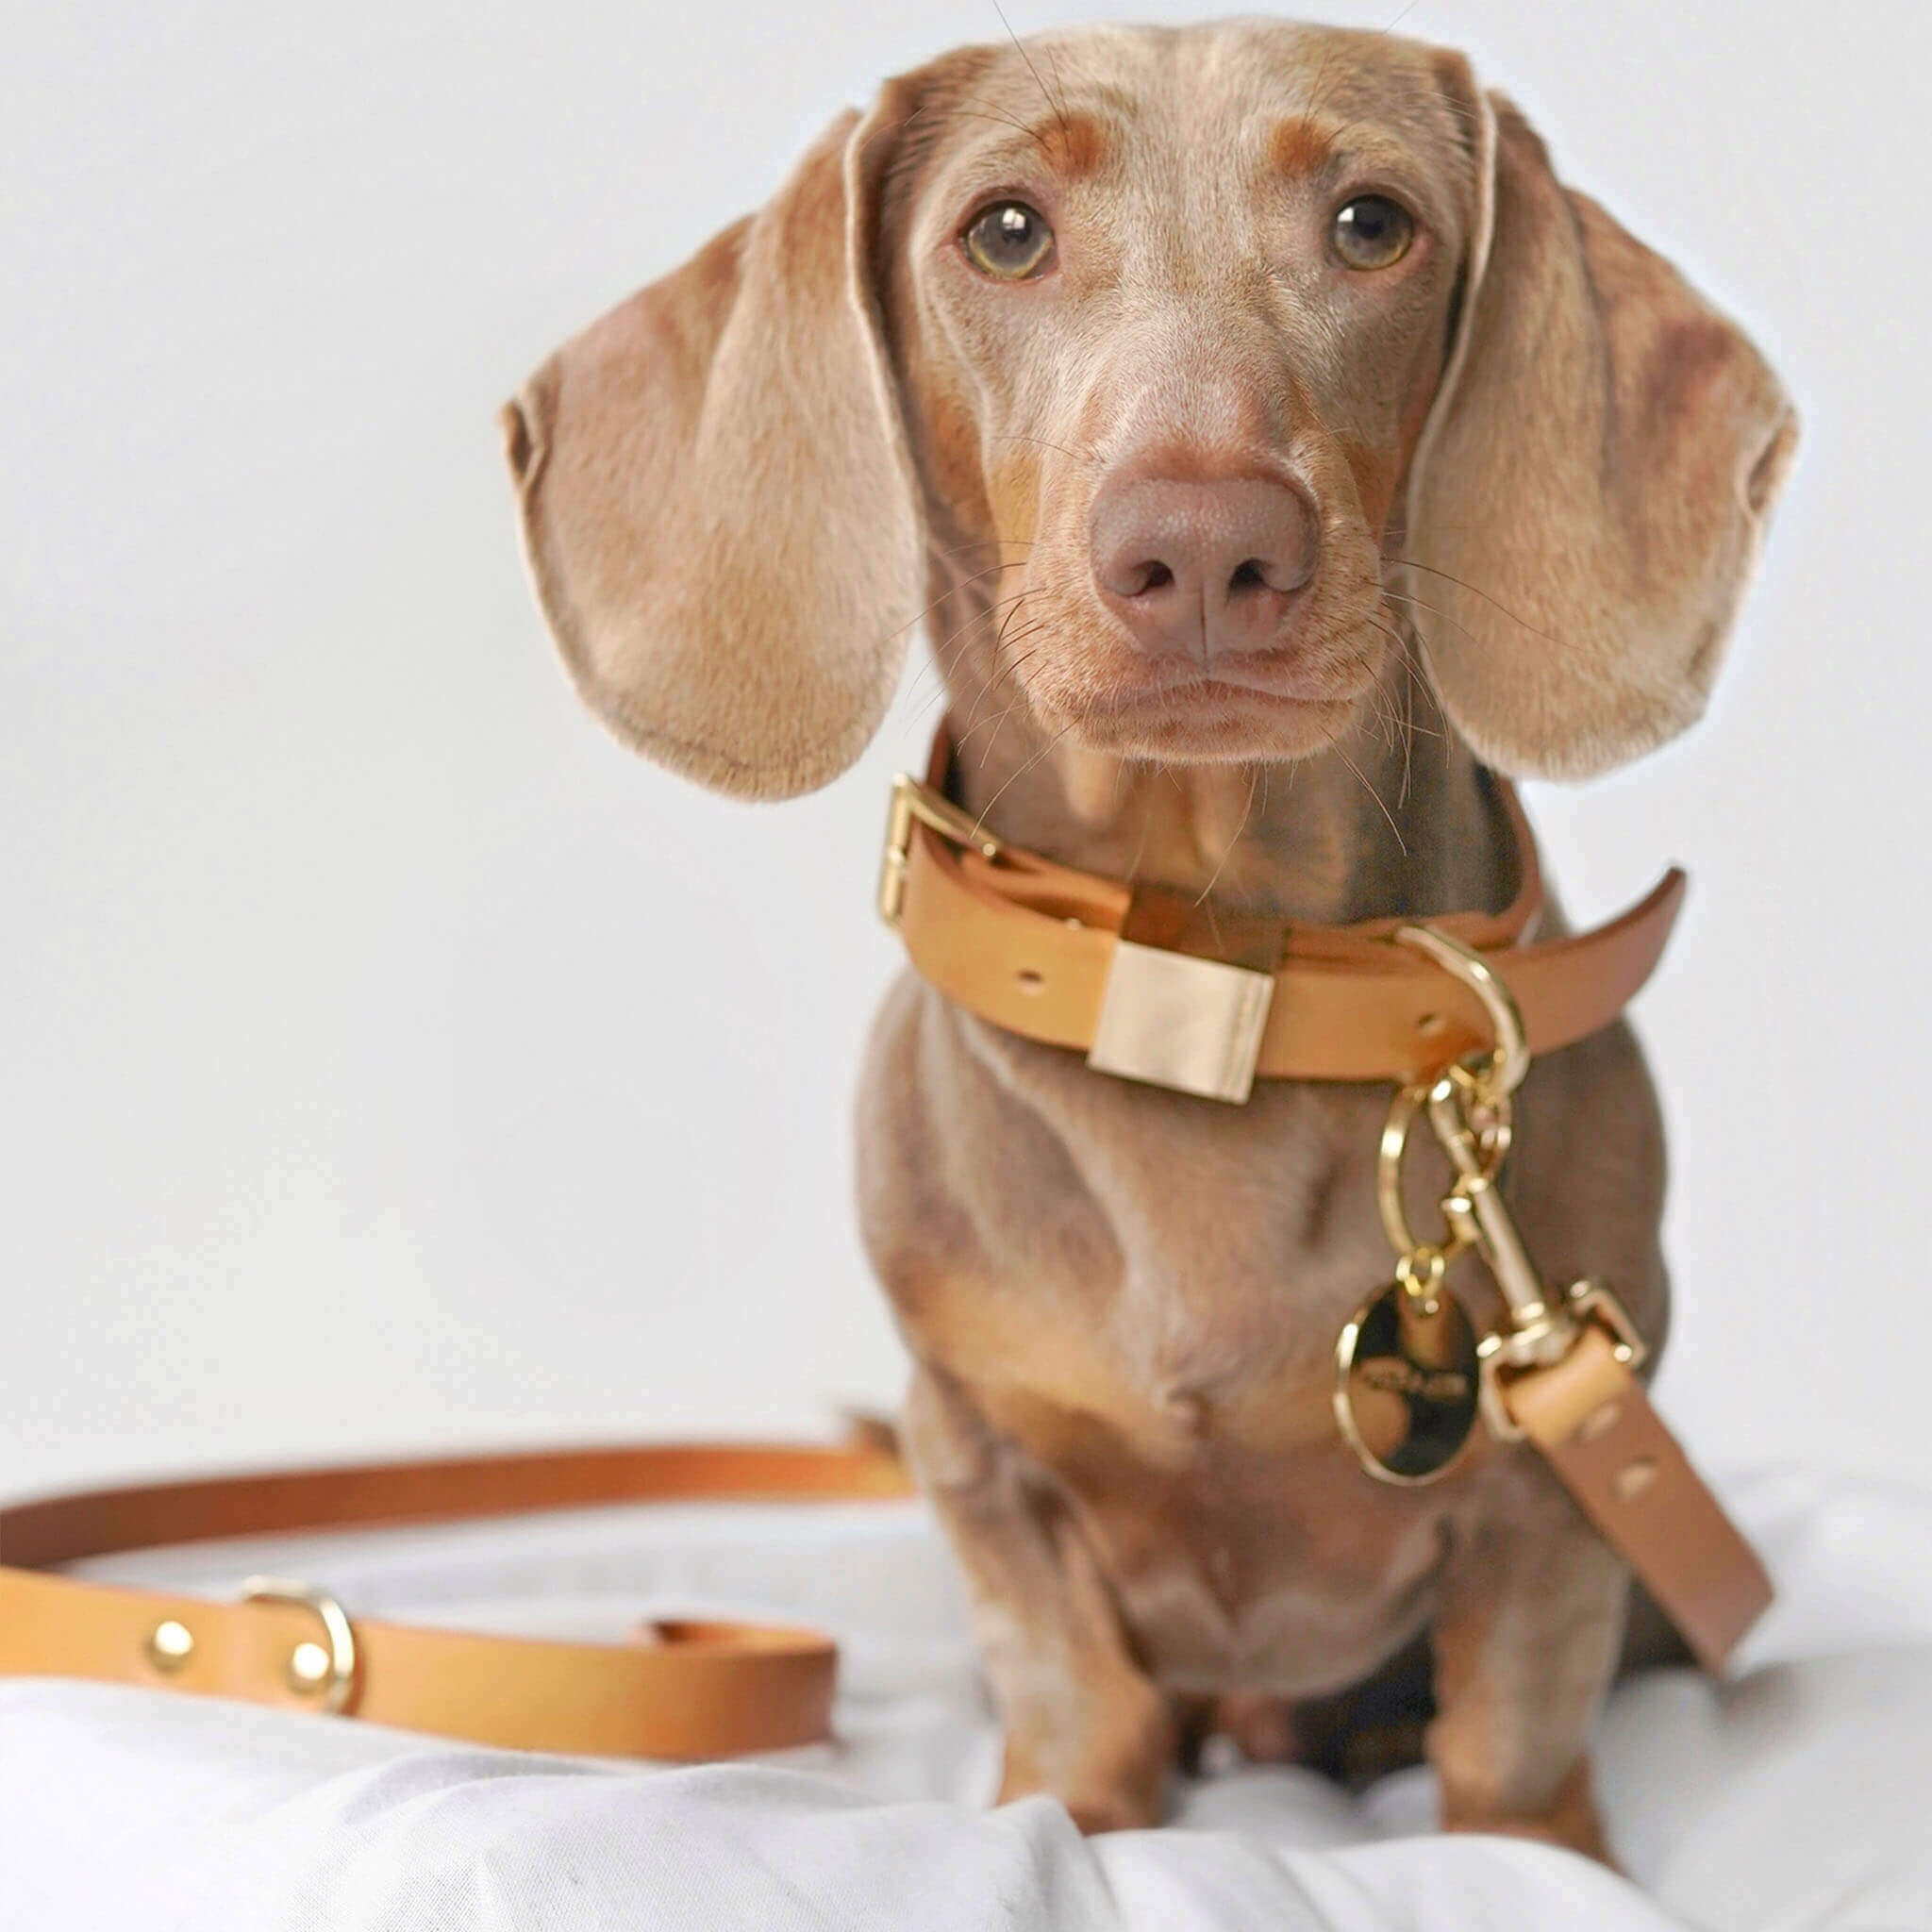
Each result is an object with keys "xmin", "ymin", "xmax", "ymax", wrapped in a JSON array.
[{"xmin": 932, "ymin": 1020, "xmax": 1440, "ymax": 1447}]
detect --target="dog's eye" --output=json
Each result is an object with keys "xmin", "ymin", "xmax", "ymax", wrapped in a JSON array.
[
  {"xmin": 962, "ymin": 201, "xmax": 1056, "ymax": 281},
  {"xmin": 1330, "ymin": 195, "xmax": 1415, "ymax": 271}
]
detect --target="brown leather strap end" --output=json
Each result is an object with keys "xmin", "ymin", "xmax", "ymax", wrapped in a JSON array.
[{"xmin": 1507, "ymin": 1326, "xmax": 1773, "ymax": 1674}]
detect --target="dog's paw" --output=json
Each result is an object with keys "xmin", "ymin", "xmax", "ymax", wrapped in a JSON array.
[
  {"xmin": 997, "ymin": 1694, "xmax": 1173, "ymax": 1834},
  {"xmin": 998, "ymin": 1761, "xmax": 1164, "ymax": 1835},
  {"xmin": 1061, "ymin": 1789, "xmax": 1164, "ymax": 1836},
  {"xmin": 1441, "ymin": 1760, "xmax": 1615, "ymax": 1867},
  {"xmin": 1211, "ymin": 1692, "xmax": 1301, "ymax": 1765}
]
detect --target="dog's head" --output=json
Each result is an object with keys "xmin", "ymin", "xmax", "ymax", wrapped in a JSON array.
[{"xmin": 504, "ymin": 22, "xmax": 1794, "ymax": 797}]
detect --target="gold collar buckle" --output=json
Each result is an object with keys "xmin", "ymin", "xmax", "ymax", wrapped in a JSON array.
[
  {"xmin": 877, "ymin": 773, "xmax": 1004, "ymax": 929},
  {"xmin": 881, "ymin": 769, "xmax": 1279, "ymax": 1103}
]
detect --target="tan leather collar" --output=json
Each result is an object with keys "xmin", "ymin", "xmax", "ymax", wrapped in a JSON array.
[{"xmin": 883, "ymin": 732, "xmax": 1685, "ymax": 1100}]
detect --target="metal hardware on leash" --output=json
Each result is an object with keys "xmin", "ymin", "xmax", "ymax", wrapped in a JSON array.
[
  {"xmin": 241, "ymin": 1576, "xmax": 359, "ymax": 1713},
  {"xmin": 1391, "ymin": 923, "xmax": 1533, "ymax": 1102},
  {"xmin": 1335, "ymin": 923, "xmax": 1646, "ymax": 1484}
]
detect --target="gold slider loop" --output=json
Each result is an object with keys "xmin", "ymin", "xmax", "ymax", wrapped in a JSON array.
[
  {"xmin": 1394, "ymin": 923, "xmax": 1530, "ymax": 1100},
  {"xmin": 878, "ymin": 773, "xmax": 1006, "ymax": 928},
  {"xmin": 242, "ymin": 1575, "xmax": 358, "ymax": 1715},
  {"xmin": 1087, "ymin": 942, "xmax": 1274, "ymax": 1104},
  {"xmin": 1476, "ymin": 1279, "xmax": 1651, "ymax": 1441}
]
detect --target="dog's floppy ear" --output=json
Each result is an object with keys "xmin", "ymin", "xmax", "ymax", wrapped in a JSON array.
[
  {"xmin": 502, "ymin": 93, "xmax": 924, "ymax": 799},
  {"xmin": 1403, "ymin": 76, "xmax": 1798, "ymax": 780}
]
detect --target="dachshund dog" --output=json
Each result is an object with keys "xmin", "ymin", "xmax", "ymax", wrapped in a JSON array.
[{"xmin": 504, "ymin": 21, "xmax": 1794, "ymax": 1860}]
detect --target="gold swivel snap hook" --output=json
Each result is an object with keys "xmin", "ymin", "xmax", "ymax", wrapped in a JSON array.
[
  {"xmin": 1337, "ymin": 920, "xmax": 1652, "ymax": 1473},
  {"xmin": 1336, "ymin": 923, "xmax": 1536, "ymax": 1486}
]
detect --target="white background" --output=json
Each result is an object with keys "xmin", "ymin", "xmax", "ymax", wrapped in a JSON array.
[{"xmin": 4, "ymin": 0, "xmax": 1925, "ymax": 1500}]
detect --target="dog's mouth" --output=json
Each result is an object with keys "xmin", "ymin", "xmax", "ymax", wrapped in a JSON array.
[
  {"xmin": 1074, "ymin": 681, "xmax": 1360, "ymax": 760},
  {"xmin": 1024, "ymin": 645, "xmax": 1382, "ymax": 763}
]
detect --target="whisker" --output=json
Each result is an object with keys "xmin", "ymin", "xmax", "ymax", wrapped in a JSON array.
[
  {"xmin": 1324, "ymin": 730, "xmax": 1408, "ymax": 858},
  {"xmin": 924, "ymin": 608, "xmax": 1025, "ymax": 735},
  {"xmin": 904, "ymin": 569, "xmax": 1076, "ymax": 724},
  {"xmin": 953, "ymin": 686, "xmax": 1031, "ymax": 758},
  {"xmin": 969, "ymin": 715, "xmax": 1082, "ymax": 841},
  {"xmin": 991, "ymin": 432, "xmax": 1098, "ymax": 466},
  {"xmin": 1193, "ymin": 764, "xmax": 1259, "ymax": 908},
  {"xmin": 882, "ymin": 557, "xmax": 1026, "ymax": 658},
  {"xmin": 990, "ymin": 0, "xmax": 1072, "ymax": 143},
  {"xmin": 1040, "ymin": 38, "xmax": 1074, "ymax": 126},
  {"xmin": 1378, "ymin": 587, "xmax": 1483, "ymax": 652},
  {"xmin": 908, "ymin": 616, "xmax": 1044, "ymax": 732},
  {"xmin": 1384, "ymin": 557, "xmax": 1566, "ymax": 648},
  {"xmin": 949, "ymin": 103, "xmax": 1058, "ymax": 162},
  {"xmin": 1361, "ymin": 618, "xmax": 1448, "ymax": 740},
  {"xmin": 931, "ymin": 583, "xmax": 1033, "ymax": 661},
  {"xmin": 967, "ymin": 671, "xmax": 1045, "ymax": 765},
  {"xmin": 931, "ymin": 536, "xmax": 1035, "ymax": 560},
  {"xmin": 977, "ymin": 628, "xmax": 1066, "ymax": 766},
  {"xmin": 956, "ymin": 599, "xmax": 1039, "ymax": 739},
  {"xmin": 900, "ymin": 584, "xmax": 1029, "ymax": 714}
]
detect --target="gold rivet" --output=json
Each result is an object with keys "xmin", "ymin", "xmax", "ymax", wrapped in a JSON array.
[
  {"xmin": 147, "ymin": 1619, "xmax": 195, "ymax": 1673},
  {"xmin": 1578, "ymin": 1401, "xmax": 1623, "ymax": 1443},
  {"xmin": 1613, "ymin": 1456, "xmax": 1659, "ymax": 1503},
  {"xmin": 288, "ymin": 1641, "xmax": 332, "ymax": 1693}
]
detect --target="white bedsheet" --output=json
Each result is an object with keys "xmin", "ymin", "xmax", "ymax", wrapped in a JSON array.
[{"xmin": 3, "ymin": 1464, "xmax": 1928, "ymax": 1931}]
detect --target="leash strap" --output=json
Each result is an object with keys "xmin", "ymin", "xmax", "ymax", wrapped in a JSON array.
[
  {"xmin": 0, "ymin": 1440, "xmax": 912, "ymax": 1757},
  {"xmin": 1504, "ymin": 1326, "xmax": 1772, "ymax": 1673}
]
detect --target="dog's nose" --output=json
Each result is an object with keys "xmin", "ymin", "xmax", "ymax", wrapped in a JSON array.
[{"xmin": 1091, "ymin": 473, "xmax": 1318, "ymax": 662}]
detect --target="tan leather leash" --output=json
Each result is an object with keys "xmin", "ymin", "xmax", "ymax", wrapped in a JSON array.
[
  {"xmin": 0, "ymin": 1439, "xmax": 911, "ymax": 1757},
  {"xmin": 882, "ymin": 730, "xmax": 1772, "ymax": 1674}
]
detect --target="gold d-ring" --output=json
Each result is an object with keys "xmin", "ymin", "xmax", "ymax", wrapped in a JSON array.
[
  {"xmin": 1394, "ymin": 924, "xmax": 1530, "ymax": 1100},
  {"xmin": 242, "ymin": 1575, "xmax": 358, "ymax": 1715}
]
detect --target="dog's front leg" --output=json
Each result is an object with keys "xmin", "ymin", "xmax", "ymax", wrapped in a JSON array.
[
  {"xmin": 1426, "ymin": 1502, "xmax": 1629, "ymax": 1863},
  {"xmin": 903, "ymin": 1364, "xmax": 1171, "ymax": 1833}
]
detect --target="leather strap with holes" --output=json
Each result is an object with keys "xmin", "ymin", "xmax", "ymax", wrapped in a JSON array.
[
  {"xmin": 1504, "ymin": 1326, "xmax": 1773, "ymax": 1672},
  {"xmin": 0, "ymin": 1439, "xmax": 913, "ymax": 1757},
  {"xmin": 895, "ymin": 736, "xmax": 1686, "ymax": 1084}
]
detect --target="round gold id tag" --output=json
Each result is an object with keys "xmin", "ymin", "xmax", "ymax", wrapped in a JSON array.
[{"xmin": 1334, "ymin": 1282, "xmax": 1481, "ymax": 1485}]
